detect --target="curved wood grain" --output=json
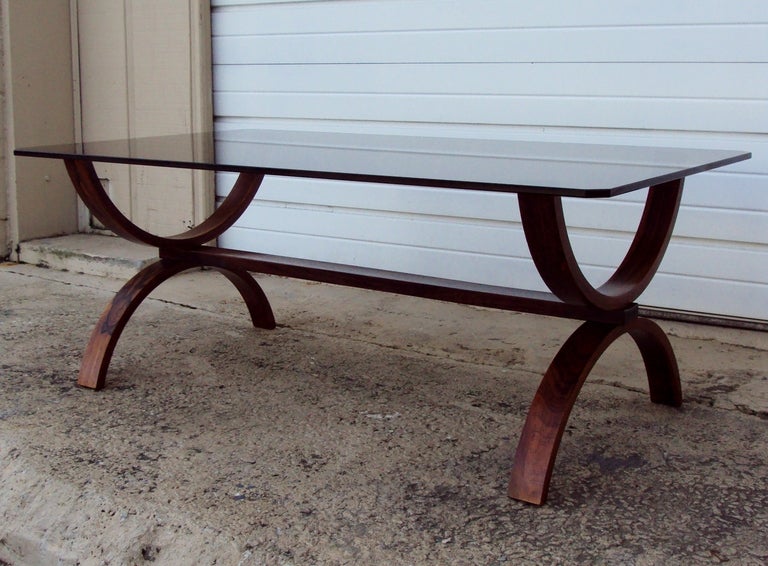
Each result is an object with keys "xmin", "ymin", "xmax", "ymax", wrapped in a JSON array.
[
  {"xmin": 507, "ymin": 317, "xmax": 681, "ymax": 505},
  {"xmin": 78, "ymin": 259, "xmax": 275, "ymax": 390},
  {"xmin": 215, "ymin": 267, "xmax": 277, "ymax": 331},
  {"xmin": 64, "ymin": 159, "xmax": 264, "ymax": 248},
  {"xmin": 518, "ymin": 180, "xmax": 684, "ymax": 311}
]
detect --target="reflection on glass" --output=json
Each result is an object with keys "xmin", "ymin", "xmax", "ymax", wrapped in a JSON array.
[{"xmin": 16, "ymin": 129, "xmax": 749, "ymax": 197}]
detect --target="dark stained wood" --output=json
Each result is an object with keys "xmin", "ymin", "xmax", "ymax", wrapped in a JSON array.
[
  {"xmin": 164, "ymin": 247, "xmax": 638, "ymax": 325},
  {"xmin": 78, "ymin": 259, "xmax": 195, "ymax": 389},
  {"xmin": 507, "ymin": 317, "xmax": 681, "ymax": 505},
  {"xmin": 64, "ymin": 159, "xmax": 264, "ymax": 248},
  {"xmin": 215, "ymin": 266, "xmax": 277, "ymax": 331},
  {"xmin": 78, "ymin": 258, "xmax": 275, "ymax": 390},
  {"xmin": 518, "ymin": 179, "xmax": 684, "ymax": 311}
]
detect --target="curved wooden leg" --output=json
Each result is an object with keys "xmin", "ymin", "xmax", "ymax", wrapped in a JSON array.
[
  {"xmin": 79, "ymin": 260, "xmax": 275, "ymax": 390},
  {"xmin": 65, "ymin": 158, "xmax": 275, "ymax": 389},
  {"xmin": 212, "ymin": 267, "xmax": 276, "ymax": 330},
  {"xmin": 507, "ymin": 317, "xmax": 680, "ymax": 505},
  {"xmin": 628, "ymin": 318, "xmax": 681, "ymax": 407},
  {"xmin": 79, "ymin": 259, "xmax": 195, "ymax": 390},
  {"xmin": 518, "ymin": 179, "xmax": 684, "ymax": 311},
  {"xmin": 65, "ymin": 159, "xmax": 264, "ymax": 248}
]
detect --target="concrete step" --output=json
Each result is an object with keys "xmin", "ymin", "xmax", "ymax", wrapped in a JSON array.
[{"xmin": 18, "ymin": 234, "xmax": 157, "ymax": 279}]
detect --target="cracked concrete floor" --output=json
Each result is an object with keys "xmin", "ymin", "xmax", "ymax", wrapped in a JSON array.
[{"xmin": 1, "ymin": 263, "xmax": 766, "ymax": 565}]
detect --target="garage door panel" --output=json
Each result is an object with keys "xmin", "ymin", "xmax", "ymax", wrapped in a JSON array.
[
  {"xmin": 212, "ymin": 1, "xmax": 768, "ymax": 322},
  {"xmin": 217, "ymin": 174, "xmax": 765, "ymax": 246},
  {"xmin": 234, "ymin": 201, "xmax": 529, "ymax": 257},
  {"xmin": 564, "ymin": 200, "xmax": 767, "ymax": 244},
  {"xmin": 578, "ymin": 237, "xmax": 768, "ymax": 284},
  {"xmin": 216, "ymin": 174, "xmax": 521, "ymax": 222},
  {"xmin": 215, "ymin": 63, "xmax": 768, "ymax": 101},
  {"xmin": 213, "ymin": 26, "xmax": 767, "ymax": 65},
  {"xmin": 217, "ymin": 171, "xmax": 768, "ymax": 216},
  {"xmin": 219, "ymin": 226, "xmax": 546, "ymax": 291},
  {"xmin": 636, "ymin": 276, "xmax": 768, "ymax": 321},
  {"xmin": 212, "ymin": 0, "xmax": 768, "ymax": 33},
  {"xmin": 224, "ymin": 200, "xmax": 766, "ymax": 286},
  {"xmin": 214, "ymin": 93, "xmax": 767, "ymax": 134},
  {"xmin": 221, "ymin": 225, "xmax": 768, "ymax": 320}
]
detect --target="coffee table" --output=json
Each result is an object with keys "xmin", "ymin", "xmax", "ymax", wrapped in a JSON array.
[{"xmin": 16, "ymin": 129, "xmax": 750, "ymax": 504}]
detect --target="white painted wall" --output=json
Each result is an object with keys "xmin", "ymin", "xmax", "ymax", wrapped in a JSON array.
[{"xmin": 211, "ymin": 0, "xmax": 768, "ymax": 322}]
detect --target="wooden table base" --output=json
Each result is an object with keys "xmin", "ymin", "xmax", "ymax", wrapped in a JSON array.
[
  {"xmin": 507, "ymin": 317, "xmax": 681, "ymax": 504},
  {"xmin": 64, "ymin": 157, "xmax": 686, "ymax": 505}
]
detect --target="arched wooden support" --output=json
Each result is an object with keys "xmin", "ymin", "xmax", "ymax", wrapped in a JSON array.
[
  {"xmin": 214, "ymin": 266, "xmax": 277, "ymax": 332},
  {"xmin": 518, "ymin": 180, "xmax": 684, "ymax": 311},
  {"xmin": 78, "ymin": 259, "xmax": 276, "ymax": 391},
  {"xmin": 64, "ymin": 159, "xmax": 265, "ymax": 249},
  {"xmin": 507, "ymin": 317, "xmax": 681, "ymax": 505}
]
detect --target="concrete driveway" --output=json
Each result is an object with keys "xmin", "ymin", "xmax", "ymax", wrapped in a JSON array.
[{"xmin": 1, "ymin": 262, "xmax": 766, "ymax": 565}]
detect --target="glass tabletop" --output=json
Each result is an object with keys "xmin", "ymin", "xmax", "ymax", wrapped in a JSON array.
[{"xmin": 15, "ymin": 129, "xmax": 750, "ymax": 198}]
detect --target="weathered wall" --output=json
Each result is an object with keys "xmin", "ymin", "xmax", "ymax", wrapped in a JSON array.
[
  {"xmin": 0, "ymin": 2, "xmax": 8, "ymax": 258},
  {"xmin": 77, "ymin": 0, "xmax": 213, "ymax": 236},
  {"xmin": 2, "ymin": 0, "xmax": 78, "ymax": 258},
  {"xmin": 1, "ymin": 0, "xmax": 213, "ymax": 258}
]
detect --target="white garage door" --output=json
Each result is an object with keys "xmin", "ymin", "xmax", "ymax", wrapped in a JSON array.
[{"xmin": 211, "ymin": 0, "xmax": 768, "ymax": 324}]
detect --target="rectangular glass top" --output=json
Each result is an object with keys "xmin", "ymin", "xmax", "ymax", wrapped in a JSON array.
[{"xmin": 15, "ymin": 129, "xmax": 750, "ymax": 198}]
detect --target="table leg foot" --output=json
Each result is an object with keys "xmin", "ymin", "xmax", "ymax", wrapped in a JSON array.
[
  {"xmin": 78, "ymin": 259, "xmax": 276, "ymax": 390},
  {"xmin": 78, "ymin": 259, "xmax": 192, "ymax": 389},
  {"xmin": 507, "ymin": 318, "xmax": 681, "ymax": 505},
  {"xmin": 212, "ymin": 266, "xmax": 276, "ymax": 330}
]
